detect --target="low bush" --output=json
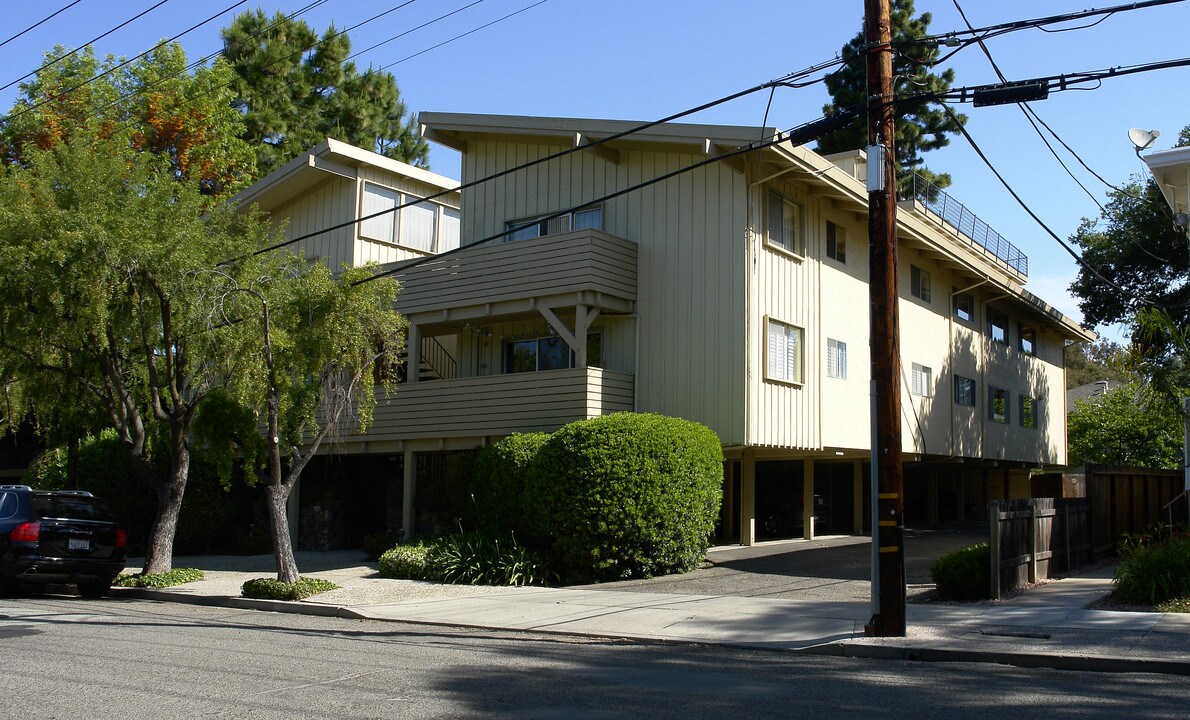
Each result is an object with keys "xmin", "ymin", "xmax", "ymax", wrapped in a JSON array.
[
  {"xmin": 526, "ymin": 413, "xmax": 723, "ymax": 583},
  {"xmin": 362, "ymin": 532, "xmax": 402, "ymax": 562},
  {"xmin": 1113, "ymin": 537, "xmax": 1190, "ymax": 605},
  {"xmin": 929, "ymin": 543, "xmax": 991, "ymax": 600},
  {"xmin": 1155, "ymin": 596, "xmax": 1190, "ymax": 613},
  {"xmin": 113, "ymin": 568, "xmax": 205, "ymax": 588},
  {"xmin": 241, "ymin": 577, "xmax": 338, "ymax": 600},
  {"xmin": 378, "ymin": 542, "xmax": 433, "ymax": 580}
]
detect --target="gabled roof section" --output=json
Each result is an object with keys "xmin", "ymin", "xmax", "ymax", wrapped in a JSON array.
[
  {"xmin": 231, "ymin": 137, "xmax": 460, "ymax": 213},
  {"xmin": 419, "ymin": 112, "xmax": 782, "ymax": 163}
]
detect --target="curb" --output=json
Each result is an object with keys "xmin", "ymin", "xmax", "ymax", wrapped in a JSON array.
[
  {"xmin": 109, "ymin": 587, "xmax": 1190, "ymax": 676},
  {"xmin": 800, "ymin": 641, "xmax": 1190, "ymax": 676}
]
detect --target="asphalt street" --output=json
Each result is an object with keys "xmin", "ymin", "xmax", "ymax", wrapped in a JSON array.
[{"xmin": 3, "ymin": 595, "xmax": 1189, "ymax": 719}]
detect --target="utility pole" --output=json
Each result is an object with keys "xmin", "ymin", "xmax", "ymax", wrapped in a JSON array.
[{"xmin": 865, "ymin": 0, "xmax": 906, "ymax": 637}]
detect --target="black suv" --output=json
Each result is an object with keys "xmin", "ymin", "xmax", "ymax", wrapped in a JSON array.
[{"xmin": 0, "ymin": 485, "xmax": 127, "ymax": 598}]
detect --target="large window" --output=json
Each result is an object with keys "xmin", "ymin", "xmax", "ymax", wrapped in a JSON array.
[
  {"xmin": 954, "ymin": 375, "xmax": 976, "ymax": 407},
  {"xmin": 987, "ymin": 308, "xmax": 1009, "ymax": 346},
  {"xmin": 911, "ymin": 265, "xmax": 931, "ymax": 303},
  {"xmin": 827, "ymin": 338, "xmax": 847, "ymax": 379},
  {"xmin": 1020, "ymin": 395, "xmax": 1037, "ymax": 429},
  {"xmin": 826, "ymin": 222, "xmax": 846, "ymax": 263},
  {"xmin": 767, "ymin": 318, "xmax": 804, "ymax": 384},
  {"xmin": 504, "ymin": 333, "xmax": 601, "ymax": 373},
  {"xmin": 911, "ymin": 363, "xmax": 933, "ymax": 397},
  {"xmin": 953, "ymin": 292, "xmax": 975, "ymax": 323},
  {"xmin": 767, "ymin": 190, "xmax": 804, "ymax": 255},
  {"xmin": 360, "ymin": 182, "xmax": 459, "ymax": 253},
  {"xmin": 989, "ymin": 386, "xmax": 1010, "ymax": 424},
  {"xmin": 506, "ymin": 207, "xmax": 602, "ymax": 242}
]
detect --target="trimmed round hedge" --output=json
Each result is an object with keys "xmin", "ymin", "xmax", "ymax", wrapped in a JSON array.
[
  {"xmin": 471, "ymin": 432, "xmax": 550, "ymax": 533},
  {"xmin": 525, "ymin": 413, "xmax": 723, "ymax": 583},
  {"xmin": 929, "ymin": 543, "xmax": 991, "ymax": 600}
]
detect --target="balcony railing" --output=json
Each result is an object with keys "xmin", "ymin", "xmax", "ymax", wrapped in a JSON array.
[{"xmin": 899, "ymin": 172, "xmax": 1029, "ymax": 278}]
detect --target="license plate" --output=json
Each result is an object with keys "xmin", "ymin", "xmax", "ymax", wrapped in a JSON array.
[{"xmin": 67, "ymin": 538, "xmax": 91, "ymax": 552}]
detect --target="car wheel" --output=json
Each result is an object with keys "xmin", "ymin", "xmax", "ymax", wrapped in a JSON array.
[{"xmin": 77, "ymin": 580, "xmax": 112, "ymax": 599}]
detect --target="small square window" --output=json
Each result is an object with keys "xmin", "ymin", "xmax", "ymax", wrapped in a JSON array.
[
  {"xmin": 987, "ymin": 308, "xmax": 1009, "ymax": 346},
  {"xmin": 911, "ymin": 363, "xmax": 933, "ymax": 397},
  {"xmin": 827, "ymin": 338, "xmax": 847, "ymax": 379},
  {"xmin": 767, "ymin": 190, "xmax": 803, "ymax": 255},
  {"xmin": 954, "ymin": 375, "xmax": 976, "ymax": 407},
  {"xmin": 826, "ymin": 222, "xmax": 846, "ymax": 263},
  {"xmin": 1019, "ymin": 325, "xmax": 1036, "ymax": 355},
  {"xmin": 911, "ymin": 266, "xmax": 931, "ymax": 303},
  {"xmin": 989, "ymin": 386, "xmax": 1010, "ymax": 424},
  {"xmin": 953, "ymin": 292, "xmax": 975, "ymax": 323}
]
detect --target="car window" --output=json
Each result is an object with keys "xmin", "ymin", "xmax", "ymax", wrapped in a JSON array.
[
  {"xmin": 0, "ymin": 491, "xmax": 17, "ymax": 520},
  {"xmin": 31, "ymin": 495, "xmax": 116, "ymax": 522}
]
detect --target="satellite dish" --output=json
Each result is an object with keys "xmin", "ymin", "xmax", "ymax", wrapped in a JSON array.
[{"xmin": 1128, "ymin": 128, "xmax": 1160, "ymax": 152}]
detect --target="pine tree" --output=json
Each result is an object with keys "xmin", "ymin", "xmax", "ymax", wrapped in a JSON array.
[
  {"xmin": 816, "ymin": 0, "xmax": 965, "ymax": 190},
  {"xmin": 221, "ymin": 10, "xmax": 430, "ymax": 176}
]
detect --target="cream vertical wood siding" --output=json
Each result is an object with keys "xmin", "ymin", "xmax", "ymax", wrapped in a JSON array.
[
  {"xmin": 269, "ymin": 178, "xmax": 356, "ymax": 270},
  {"xmin": 459, "ymin": 141, "xmax": 748, "ymax": 445},
  {"xmin": 333, "ymin": 368, "xmax": 634, "ymax": 448}
]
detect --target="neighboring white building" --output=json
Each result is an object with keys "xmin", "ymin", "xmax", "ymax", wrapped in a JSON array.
[{"xmin": 235, "ymin": 116, "xmax": 1095, "ymax": 548}]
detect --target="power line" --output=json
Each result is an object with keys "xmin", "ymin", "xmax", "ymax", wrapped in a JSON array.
[
  {"xmin": 377, "ymin": 0, "xmax": 548, "ymax": 70},
  {"xmin": 0, "ymin": 0, "xmax": 249, "ymax": 127},
  {"xmin": 0, "ymin": 1, "xmax": 85, "ymax": 50},
  {"xmin": 0, "ymin": 0, "xmax": 174, "ymax": 95}
]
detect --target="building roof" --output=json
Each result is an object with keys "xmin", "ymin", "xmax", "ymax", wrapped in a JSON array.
[{"xmin": 1066, "ymin": 379, "xmax": 1123, "ymax": 413}]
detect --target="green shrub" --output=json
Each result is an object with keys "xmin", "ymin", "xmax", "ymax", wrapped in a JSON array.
[
  {"xmin": 113, "ymin": 568, "xmax": 205, "ymax": 588},
  {"xmin": 1113, "ymin": 538, "xmax": 1190, "ymax": 604},
  {"xmin": 241, "ymin": 577, "xmax": 338, "ymax": 600},
  {"xmin": 472, "ymin": 433, "xmax": 550, "ymax": 534},
  {"xmin": 526, "ymin": 413, "xmax": 723, "ymax": 583},
  {"xmin": 378, "ymin": 542, "xmax": 434, "ymax": 580},
  {"xmin": 429, "ymin": 531, "xmax": 554, "ymax": 586},
  {"xmin": 930, "ymin": 543, "xmax": 991, "ymax": 600},
  {"xmin": 363, "ymin": 532, "xmax": 402, "ymax": 562}
]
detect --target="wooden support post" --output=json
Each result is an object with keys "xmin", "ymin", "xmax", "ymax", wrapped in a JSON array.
[
  {"xmin": 740, "ymin": 450, "xmax": 756, "ymax": 546},
  {"xmin": 722, "ymin": 460, "xmax": 736, "ymax": 544},
  {"xmin": 853, "ymin": 460, "xmax": 864, "ymax": 535},
  {"xmin": 803, "ymin": 459, "xmax": 816, "ymax": 540},
  {"xmin": 989, "ymin": 501, "xmax": 1001, "ymax": 600},
  {"xmin": 402, "ymin": 449, "xmax": 416, "ymax": 540},
  {"xmin": 1028, "ymin": 501, "xmax": 1038, "ymax": 584},
  {"xmin": 407, "ymin": 323, "xmax": 421, "ymax": 384}
]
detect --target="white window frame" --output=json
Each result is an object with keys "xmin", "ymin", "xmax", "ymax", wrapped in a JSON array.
[
  {"xmin": 911, "ymin": 362, "xmax": 932, "ymax": 397},
  {"xmin": 506, "ymin": 206, "xmax": 602, "ymax": 242},
  {"xmin": 766, "ymin": 317, "xmax": 804, "ymax": 385},
  {"xmin": 827, "ymin": 338, "xmax": 847, "ymax": 379},
  {"xmin": 910, "ymin": 265, "xmax": 931, "ymax": 303},
  {"xmin": 359, "ymin": 181, "xmax": 459, "ymax": 254},
  {"xmin": 767, "ymin": 190, "xmax": 804, "ymax": 256}
]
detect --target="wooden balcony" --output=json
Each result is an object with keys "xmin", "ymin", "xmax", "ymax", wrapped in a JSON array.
[
  {"xmin": 389, "ymin": 229, "xmax": 637, "ymax": 322},
  {"xmin": 331, "ymin": 367, "xmax": 635, "ymax": 448}
]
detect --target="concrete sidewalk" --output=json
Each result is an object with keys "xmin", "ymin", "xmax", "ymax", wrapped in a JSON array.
[{"xmin": 112, "ymin": 548, "xmax": 1190, "ymax": 676}]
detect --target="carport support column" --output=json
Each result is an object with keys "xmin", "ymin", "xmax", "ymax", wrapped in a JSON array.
[
  {"xmin": 402, "ymin": 449, "xmax": 416, "ymax": 540},
  {"xmin": 803, "ymin": 459, "xmax": 815, "ymax": 540},
  {"xmin": 740, "ymin": 449, "xmax": 756, "ymax": 546},
  {"xmin": 853, "ymin": 460, "xmax": 864, "ymax": 535}
]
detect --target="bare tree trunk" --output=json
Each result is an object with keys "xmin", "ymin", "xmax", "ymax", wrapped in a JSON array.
[
  {"xmin": 265, "ymin": 482, "xmax": 299, "ymax": 583},
  {"xmin": 141, "ymin": 447, "xmax": 189, "ymax": 575}
]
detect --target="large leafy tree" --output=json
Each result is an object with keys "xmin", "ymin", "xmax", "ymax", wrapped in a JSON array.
[
  {"xmin": 1067, "ymin": 382, "xmax": 1182, "ymax": 469},
  {"xmin": 1064, "ymin": 338, "xmax": 1129, "ymax": 389},
  {"xmin": 0, "ymin": 44, "xmax": 266, "ymax": 573},
  {"xmin": 221, "ymin": 10, "xmax": 430, "ymax": 176},
  {"xmin": 817, "ymin": 0, "xmax": 966, "ymax": 190},
  {"xmin": 195, "ymin": 262, "xmax": 404, "ymax": 583}
]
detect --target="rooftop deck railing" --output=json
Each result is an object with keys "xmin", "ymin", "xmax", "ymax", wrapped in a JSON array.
[{"xmin": 899, "ymin": 172, "xmax": 1029, "ymax": 278}]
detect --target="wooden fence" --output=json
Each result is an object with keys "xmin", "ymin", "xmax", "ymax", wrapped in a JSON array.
[
  {"xmin": 988, "ymin": 497, "xmax": 1092, "ymax": 599},
  {"xmin": 1085, "ymin": 464, "xmax": 1186, "ymax": 557}
]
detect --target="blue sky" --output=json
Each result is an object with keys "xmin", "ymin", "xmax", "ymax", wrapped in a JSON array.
[{"xmin": 3, "ymin": 0, "xmax": 1188, "ymax": 342}]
